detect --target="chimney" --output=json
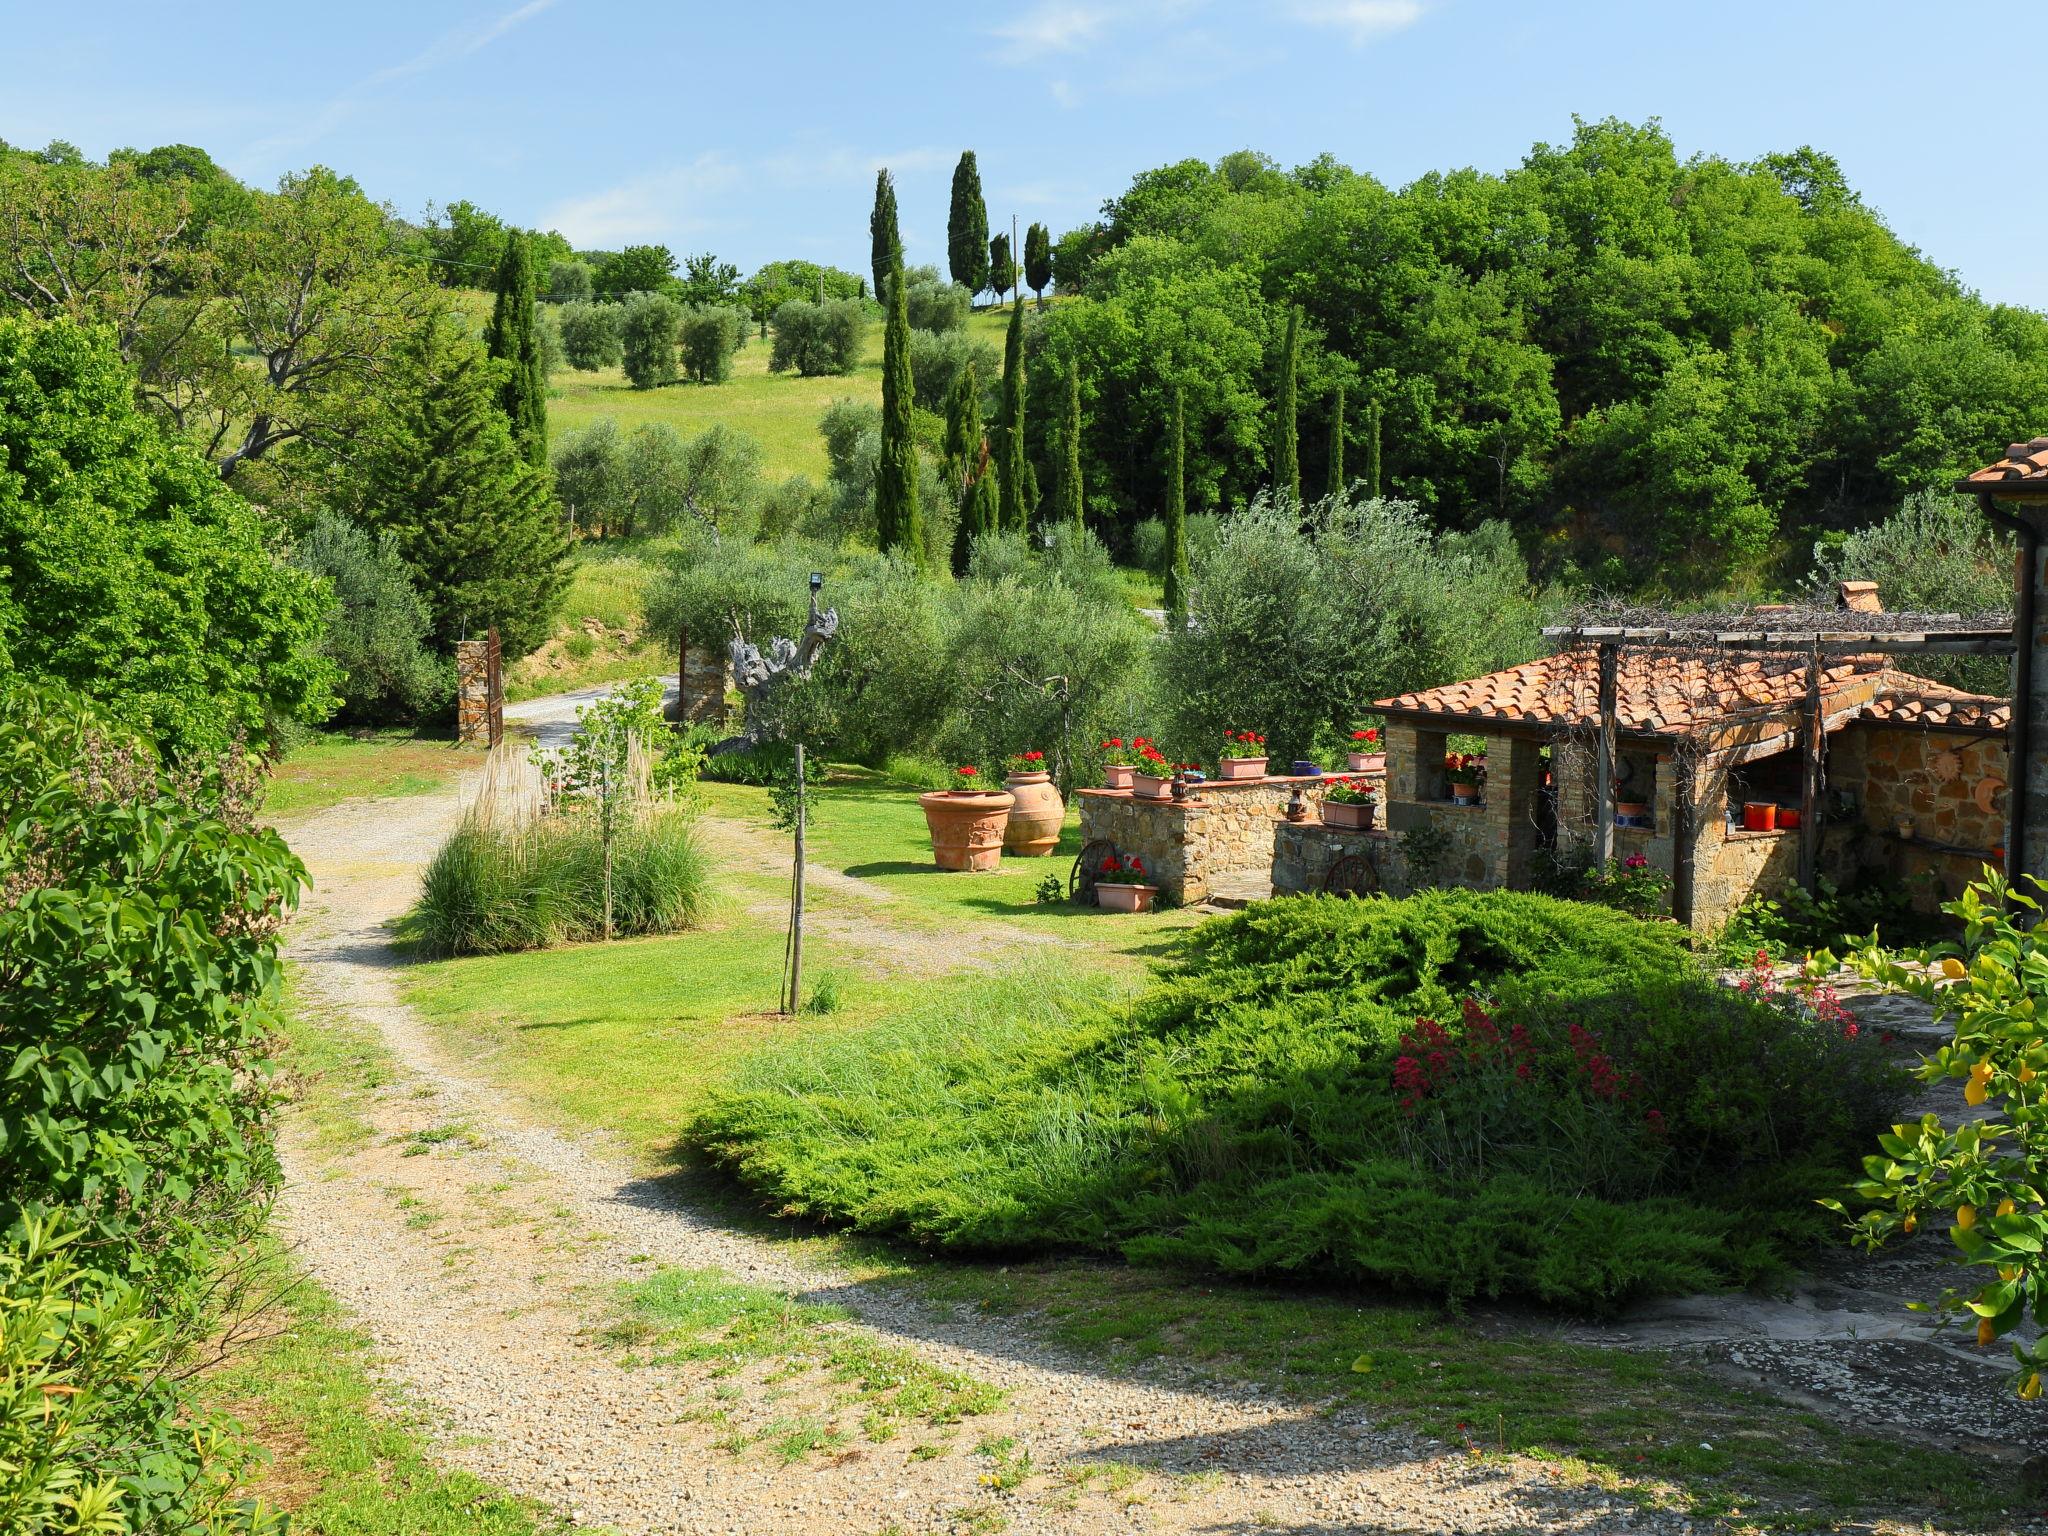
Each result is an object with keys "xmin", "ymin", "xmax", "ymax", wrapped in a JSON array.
[{"xmin": 1837, "ymin": 579, "xmax": 1883, "ymax": 614}]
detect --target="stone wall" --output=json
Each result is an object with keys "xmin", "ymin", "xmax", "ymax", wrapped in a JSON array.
[
  {"xmin": 1077, "ymin": 775, "xmax": 1338, "ymax": 905},
  {"xmin": 1380, "ymin": 722, "xmax": 1545, "ymax": 892},
  {"xmin": 1272, "ymin": 821, "xmax": 1399, "ymax": 896},
  {"xmin": 1826, "ymin": 721, "xmax": 2008, "ymax": 905}
]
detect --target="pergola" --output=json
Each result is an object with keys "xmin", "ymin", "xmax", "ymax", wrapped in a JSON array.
[{"xmin": 1538, "ymin": 616, "xmax": 2014, "ymax": 895}]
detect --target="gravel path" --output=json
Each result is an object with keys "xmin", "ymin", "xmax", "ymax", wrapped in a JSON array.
[{"xmin": 268, "ymin": 690, "xmax": 1697, "ymax": 1535}]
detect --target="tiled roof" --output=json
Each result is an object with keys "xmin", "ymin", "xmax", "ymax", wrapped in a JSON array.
[
  {"xmin": 1375, "ymin": 649, "xmax": 1889, "ymax": 734},
  {"xmin": 1959, "ymin": 437, "xmax": 2048, "ymax": 491},
  {"xmin": 1859, "ymin": 674, "xmax": 2010, "ymax": 733}
]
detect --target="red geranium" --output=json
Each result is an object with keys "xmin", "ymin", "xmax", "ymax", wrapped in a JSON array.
[{"xmin": 1352, "ymin": 727, "xmax": 1379, "ymax": 744}]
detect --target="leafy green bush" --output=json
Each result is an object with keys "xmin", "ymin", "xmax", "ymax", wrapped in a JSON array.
[
  {"xmin": 1128, "ymin": 515, "xmax": 1167, "ymax": 574},
  {"xmin": 680, "ymin": 302, "xmax": 747, "ymax": 383},
  {"xmin": 699, "ymin": 891, "xmax": 1904, "ymax": 1310},
  {"xmin": 410, "ymin": 806, "xmax": 708, "ymax": 956},
  {"xmin": 695, "ymin": 737, "xmax": 827, "ymax": 787},
  {"xmin": 291, "ymin": 511, "xmax": 448, "ymax": 723},
  {"xmin": 901, "ymin": 265, "xmax": 970, "ymax": 333},
  {"xmin": 558, "ymin": 299, "xmax": 622, "ymax": 370},
  {"xmin": 619, "ymin": 290, "xmax": 682, "ymax": 387},
  {"xmin": 908, "ymin": 327, "xmax": 999, "ymax": 412},
  {"xmin": 1714, "ymin": 873, "xmax": 1945, "ymax": 963},
  {"xmin": 769, "ymin": 298, "xmax": 864, "ymax": 376}
]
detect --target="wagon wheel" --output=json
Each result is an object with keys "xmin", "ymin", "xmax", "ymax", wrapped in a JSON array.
[
  {"xmin": 1322, "ymin": 852, "xmax": 1381, "ymax": 899},
  {"xmin": 1071, "ymin": 839, "xmax": 1119, "ymax": 906}
]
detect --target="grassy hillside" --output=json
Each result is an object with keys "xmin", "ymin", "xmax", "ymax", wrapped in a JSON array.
[{"xmin": 544, "ymin": 305, "xmax": 1017, "ymax": 481}]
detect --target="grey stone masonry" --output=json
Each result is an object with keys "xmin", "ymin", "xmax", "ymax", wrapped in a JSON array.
[{"xmin": 1077, "ymin": 775, "xmax": 1349, "ymax": 905}]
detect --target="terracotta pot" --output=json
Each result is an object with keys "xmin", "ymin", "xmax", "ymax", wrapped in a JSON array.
[
  {"xmin": 1096, "ymin": 881, "xmax": 1158, "ymax": 913},
  {"xmin": 1346, "ymin": 751, "xmax": 1387, "ymax": 773},
  {"xmin": 1775, "ymin": 807, "xmax": 1801, "ymax": 830},
  {"xmin": 1322, "ymin": 800, "xmax": 1375, "ymax": 830},
  {"xmin": 1002, "ymin": 771, "xmax": 1065, "ymax": 857},
  {"xmin": 1131, "ymin": 770, "xmax": 1172, "ymax": 799},
  {"xmin": 1103, "ymin": 764, "xmax": 1135, "ymax": 790},
  {"xmin": 1615, "ymin": 800, "xmax": 1650, "ymax": 823},
  {"xmin": 1742, "ymin": 802, "xmax": 1776, "ymax": 832},
  {"xmin": 1218, "ymin": 756, "xmax": 1269, "ymax": 781},
  {"xmin": 1450, "ymin": 784, "xmax": 1479, "ymax": 805},
  {"xmin": 1895, "ymin": 814, "xmax": 1916, "ymax": 841},
  {"xmin": 917, "ymin": 789, "xmax": 1014, "ymax": 871}
]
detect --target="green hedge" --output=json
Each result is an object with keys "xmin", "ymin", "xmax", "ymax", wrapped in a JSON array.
[{"xmin": 697, "ymin": 891, "xmax": 1906, "ymax": 1311}]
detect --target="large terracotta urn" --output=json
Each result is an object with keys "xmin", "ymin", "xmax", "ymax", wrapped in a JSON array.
[
  {"xmin": 918, "ymin": 789, "xmax": 1015, "ymax": 871},
  {"xmin": 1001, "ymin": 771, "xmax": 1065, "ymax": 857}
]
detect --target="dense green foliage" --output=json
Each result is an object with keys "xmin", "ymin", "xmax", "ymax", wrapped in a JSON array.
[
  {"xmin": 945, "ymin": 364, "xmax": 998, "ymax": 573},
  {"xmin": 1040, "ymin": 127, "xmax": 2048, "ymax": 580},
  {"xmin": 558, "ymin": 299, "xmax": 623, "ymax": 370},
  {"xmin": 869, "ymin": 169, "xmax": 902, "ymax": 306},
  {"xmin": 902, "ymin": 265, "xmax": 971, "ymax": 334},
  {"xmin": 909, "ymin": 326, "xmax": 999, "ymax": 413},
  {"xmin": 485, "ymin": 232, "xmax": 547, "ymax": 466},
  {"xmin": 876, "ymin": 266, "xmax": 922, "ymax": 564},
  {"xmin": 947, "ymin": 151, "xmax": 989, "ymax": 294},
  {"xmin": 290, "ymin": 511, "xmax": 448, "ymax": 723},
  {"xmin": 1327, "ymin": 380, "xmax": 1345, "ymax": 496},
  {"xmin": 1023, "ymin": 220, "xmax": 1052, "ymax": 305},
  {"xmin": 1161, "ymin": 489, "xmax": 1545, "ymax": 763},
  {"xmin": 741, "ymin": 259, "xmax": 868, "ymax": 325},
  {"xmin": 769, "ymin": 297, "xmax": 865, "ymax": 376},
  {"xmin": 352, "ymin": 314, "xmax": 569, "ymax": 657},
  {"xmin": 1163, "ymin": 383, "xmax": 1189, "ymax": 626},
  {"xmin": 988, "ymin": 232, "xmax": 1015, "ymax": 299},
  {"xmin": 548, "ymin": 258, "xmax": 593, "ymax": 303},
  {"xmin": 552, "ymin": 418, "xmax": 764, "ymax": 540},
  {"xmin": 679, "ymin": 301, "xmax": 747, "ymax": 383},
  {"xmin": 618, "ymin": 290, "xmax": 683, "ymax": 388},
  {"xmin": 998, "ymin": 295, "xmax": 1027, "ymax": 532},
  {"xmin": 1275, "ymin": 303, "xmax": 1300, "ymax": 501},
  {"xmin": 700, "ymin": 891, "xmax": 1905, "ymax": 1309},
  {"xmin": 1056, "ymin": 358, "xmax": 1084, "ymax": 531},
  {"xmin": 0, "ymin": 317, "xmax": 334, "ymax": 758},
  {"xmin": 593, "ymin": 243, "xmax": 676, "ymax": 297}
]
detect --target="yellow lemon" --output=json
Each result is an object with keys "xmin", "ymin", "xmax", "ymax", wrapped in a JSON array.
[
  {"xmin": 1967, "ymin": 1078, "xmax": 1990, "ymax": 1106},
  {"xmin": 2022, "ymin": 1065, "xmax": 2038, "ymax": 1085},
  {"xmin": 1959, "ymin": 1204, "xmax": 1978, "ymax": 1229},
  {"xmin": 1904, "ymin": 1212, "xmax": 1918, "ymax": 1233},
  {"xmin": 2022, "ymin": 1373, "xmax": 2043, "ymax": 1401},
  {"xmin": 1974, "ymin": 1060, "xmax": 1997, "ymax": 1082},
  {"xmin": 1979, "ymin": 1318, "xmax": 1997, "ymax": 1347},
  {"xmin": 1999, "ymin": 1198, "xmax": 2018, "ymax": 1218},
  {"xmin": 1942, "ymin": 957, "xmax": 1967, "ymax": 980}
]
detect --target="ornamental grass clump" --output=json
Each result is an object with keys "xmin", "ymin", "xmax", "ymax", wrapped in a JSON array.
[{"xmin": 700, "ymin": 889, "xmax": 1905, "ymax": 1310}]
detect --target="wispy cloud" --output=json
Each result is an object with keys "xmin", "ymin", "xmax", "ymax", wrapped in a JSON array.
[
  {"xmin": 239, "ymin": 0, "xmax": 560, "ymax": 167},
  {"xmin": 991, "ymin": 3, "xmax": 1112, "ymax": 61},
  {"xmin": 1284, "ymin": 0, "xmax": 1425, "ymax": 46},
  {"xmin": 538, "ymin": 153, "xmax": 740, "ymax": 247}
]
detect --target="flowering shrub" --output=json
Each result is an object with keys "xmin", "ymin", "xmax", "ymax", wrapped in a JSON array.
[
  {"xmin": 1005, "ymin": 748, "xmax": 1048, "ymax": 776},
  {"xmin": 1222, "ymin": 729, "xmax": 1267, "ymax": 755},
  {"xmin": 1577, "ymin": 853, "xmax": 1674, "ymax": 919},
  {"xmin": 1324, "ymin": 776, "xmax": 1377, "ymax": 806},
  {"xmin": 1834, "ymin": 873, "xmax": 2048, "ymax": 1397},
  {"xmin": 1098, "ymin": 852, "xmax": 1148, "ymax": 882},
  {"xmin": 951, "ymin": 764, "xmax": 983, "ymax": 790}
]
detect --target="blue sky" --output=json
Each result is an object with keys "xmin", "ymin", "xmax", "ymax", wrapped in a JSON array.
[{"xmin": 6, "ymin": 1, "xmax": 2040, "ymax": 306}]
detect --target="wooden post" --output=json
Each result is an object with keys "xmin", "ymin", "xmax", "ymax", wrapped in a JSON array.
[
  {"xmin": 1798, "ymin": 639, "xmax": 1823, "ymax": 893},
  {"xmin": 676, "ymin": 626, "xmax": 688, "ymax": 721},
  {"xmin": 1594, "ymin": 643, "xmax": 1618, "ymax": 866},
  {"xmin": 785, "ymin": 742, "xmax": 807, "ymax": 1014}
]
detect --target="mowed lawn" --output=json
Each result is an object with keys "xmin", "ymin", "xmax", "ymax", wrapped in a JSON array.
[{"xmin": 545, "ymin": 306, "xmax": 1017, "ymax": 481}]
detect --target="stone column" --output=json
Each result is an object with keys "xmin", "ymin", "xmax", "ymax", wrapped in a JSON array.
[
  {"xmin": 676, "ymin": 639, "xmax": 731, "ymax": 726},
  {"xmin": 455, "ymin": 638, "xmax": 492, "ymax": 746}
]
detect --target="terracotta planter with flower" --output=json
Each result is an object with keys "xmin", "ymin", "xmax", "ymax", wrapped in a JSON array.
[
  {"xmin": 1346, "ymin": 727, "xmax": 1385, "ymax": 774},
  {"xmin": 1099, "ymin": 738, "xmax": 1135, "ymax": 790},
  {"xmin": 1130, "ymin": 738, "xmax": 1173, "ymax": 798},
  {"xmin": 1444, "ymin": 751, "xmax": 1483, "ymax": 806},
  {"xmin": 1002, "ymin": 749, "xmax": 1065, "ymax": 857},
  {"xmin": 1219, "ymin": 729, "xmax": 1268, "ymax": 781},
  {"xmin": 918, "ymin": 765, "xmax": 1014, "ymax": 871},
  {"xmin": 1094, "ymin": 852, "xmax": 1158, "ymax": 912},
  {"xmin": 1321, "ymin": 777, "xmax": 1377, "ymax": 830}
]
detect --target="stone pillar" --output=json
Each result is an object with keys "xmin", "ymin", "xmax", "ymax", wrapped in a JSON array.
[
  {"xmin": 676, "ymin": 636, "xmax": 731, "ymax": 726},
  {"xmin": 456, "ymin": 637, "xmax": 493, "ymax": 746}
]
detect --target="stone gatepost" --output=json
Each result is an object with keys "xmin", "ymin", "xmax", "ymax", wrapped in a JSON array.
[
  {"xmin": 674, "ymin": 632, "xmax": 731, "ymax": 726},
  {"xmin": 455, "ymin": 632, "xmax": 501, "ymax": 747}
]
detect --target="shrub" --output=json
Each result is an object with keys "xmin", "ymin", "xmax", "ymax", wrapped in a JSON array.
[
  {"xmin": 411, "ymin": 806, "xmax": 708, "ymax": 956},
  {"xmin": 618, "ymin": 291, "xmax": 683, "ymax": 387},
  {"xmin": 901, "ymin": 265, "xmax": 971, "ymax": 333},
  {"xmin": 759, "ymin": 474, "xmax": 833, "ymax": 541},
  {"xmin": 1128, "ymin": 515, "xmax": 1167, "ymax": 574},
  {"xmin": 908, "ymin": 326, "xmax": 999, "ymax": 413},
  {"xmin": 696, "ymin": 736, "xmax": 827, "ymax": 787},
  {"xmin": 548, "ymin": 258, "xmax": 594, "ymax": 304},
  {"xmin": 291, "ymin": 510, "xmax": 448, "ymax": 723},
  {"xmin": 552, "ymin": 417, "xmax": 629, "ymax": 535},
  {"xmin": 680, "ymin": 302, "xmax": 747, "ymax": 383},
  {"xmin": 559, "ymin": 299, "xmax": 623, "ymax": 370},
  {"xmin": 697, "ymin": 891, "xmax": 1901, "ymax": 1310},
  {"xmin": 770, "ymin": 297, "xmax": 864, "ymax": 376},
  {"xmin": 1715, "ymin": 872, "xmax": 1946, "ymax": 963}
]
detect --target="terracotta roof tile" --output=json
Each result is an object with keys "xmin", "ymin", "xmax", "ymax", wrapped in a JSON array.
[
  {"xmin": 1860, "ymin": 671, "xmax": 2010, "ymax": 732},
  {"xmin": 1959, "ymin": 436, "xmax": 2048, "ymax": 491}
]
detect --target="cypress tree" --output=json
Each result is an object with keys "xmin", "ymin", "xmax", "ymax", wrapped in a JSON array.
[
  {"xmin": 485, "ymin": 232, "xmax": 547, "ymax": 468},
  {"xmin": 359, "ymin": 312, "xmax": 569, "ymax": 657},
  {"xmin": 1365, "ymin": 397, "xmax": 1383, "ymax": 498},
  {"xmin": 988, "ymin": 232, "xmax": 1014, "ymax": 302},
  {"xmin": 1056, "ymin": 358, "xmax": 1084, "ymax": 533},
  {"xmin": 946, "ymin": 363, "xmax": 998, "ymax": 574},
  {"xmin": 1023, "ymin": 221, "xmax": 1052, "ymax": 308},
  {"xmin": 869, "ymin": 168, "xmax": 902, "ymax": 311},
  {"xmin": 998, "ymin": 293, "xmax": 1027, "ymax": 533},
  {"xmin": 1163, "ymin": 383, "xmax": 1189, "ymax": 629},
  {"xmin": 1275, "ymin": 304, "xmax": 1300, "ymax": 502},
  {"xmin": 876, "ymin": 266, "xmax": 922, "ymax": 565},
  {"xmin": 1328, "ymin": 380, "xmax": 1346, "ymax": 497},
  {"xmin": 947, "ymin": 151, "xmax": 990, "ymax": 295}
]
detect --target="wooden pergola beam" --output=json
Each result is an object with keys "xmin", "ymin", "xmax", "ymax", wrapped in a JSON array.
[{"xmin": 1541, "ymin": 625, "xmax": 2014, "ymax": 656}]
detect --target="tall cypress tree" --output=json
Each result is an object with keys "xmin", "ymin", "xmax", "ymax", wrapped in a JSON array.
[
  {"xmin": 876, "ymin": 266, "xmax": 921, "ymax": 566},
  {"xmin": 485, "ymin": 232, "xmax": 547, "ymax": 468},
  {"xmin": 360, "ymin": 312, "xmax": 568, "ymax": 657},
  {"xmin": 869, "ymin": 168, "xmax": 902, "ymax": 307},
  {"xmin": 947, "ymin": 151, "xmax": 990, "ymax": 295},
  {"xmin": 997, "ymin": 293, "xmax": 1027, "ymax": 533},
  {"xmin": 946, "ymin": 363, "xmax": 997, "ymax": 574},
  {"xmin": 1163, "ymin": 383, "xmax": 1189, "ymax": 629},
  {"xmin": 1365, "ymin": 397, "xmax": 1383, "ymax": 498},
  {"xmin": 988, "ymin": 232, "xmax": 1014, "ymax": 302},
  {"xmin": 1023, "ymin": 221, "xmax": 1052, "ymax": 308},
  {"xmin": 1327, "ymin": 380, "xmax": 1346, "ymax": 497},
  {"xmin": 1275, "ymin": 304, "xmax": 1300, "ymax": 502},
  {"xmin": 1056, "ymin": 358, "xmax": 1084, "ymax": 533}
]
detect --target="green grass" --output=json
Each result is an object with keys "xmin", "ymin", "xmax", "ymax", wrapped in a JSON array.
[
  {"xmin": 507, "ymin": 541, "xmax": 666, "ymax": 702},
  {"xmin": 265, "ymin": 727, "xmax": 476, "ymax": 821},
  {"xmin": 202, "ymin": 1253, "xmax": 563, "ymax": 1534},
  {"xmin": 545, "ymin": 310, "xmax": 1014, "ymax": 482}
]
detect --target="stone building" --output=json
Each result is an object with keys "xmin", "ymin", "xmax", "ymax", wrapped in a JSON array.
[{"xmin": 1263, "ymin": 648, "xmax": 2010, "ymax": 932}]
